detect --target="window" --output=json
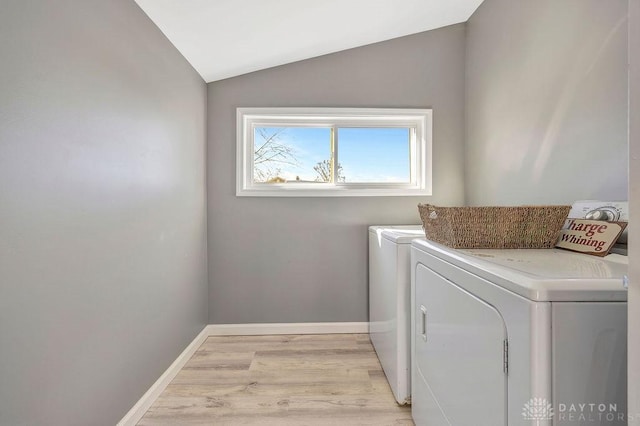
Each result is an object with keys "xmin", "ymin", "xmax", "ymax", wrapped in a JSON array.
[{"xmin": 236, "ymin": 108, "xmax": 432, "ymax": 196}]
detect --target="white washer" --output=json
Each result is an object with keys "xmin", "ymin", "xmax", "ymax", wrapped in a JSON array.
[
  {"xmin": 411, "ymin": 238, "xmax": 627, "ymax": 426},
  {"xmin": 368, "ymin": 225, "xmax": 424, "ymax": 405}
]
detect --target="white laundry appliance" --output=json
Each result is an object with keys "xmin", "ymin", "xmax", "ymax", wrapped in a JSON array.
[
  {"xmin": 368, "ymin": 225, "xmax": 425, "ymax": 405},
  {"xmin": 411, "ymin": 238, "xmax": 627, "ymax": 426}
]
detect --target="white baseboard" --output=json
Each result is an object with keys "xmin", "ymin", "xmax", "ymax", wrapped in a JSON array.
[
  {"xmin": 117, "ymin": 322, "xmax": 368, "ymax": 425},
  {"xmin": 117, "ymin": 325, "xmax": 210, "ymax": 426},
  {"xmin": 205, "ymin": 322, "xmax": 369, "ymax": 336}
]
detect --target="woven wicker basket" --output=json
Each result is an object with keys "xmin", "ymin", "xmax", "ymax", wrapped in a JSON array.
[{"xmin": 418, "ymin": 204, "xmax": 571, "ymax": 249}]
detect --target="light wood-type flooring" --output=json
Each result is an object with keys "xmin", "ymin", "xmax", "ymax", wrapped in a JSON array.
[{"xmin": 138, "ymin": 334, "xmax": 414, "ymax": 425}]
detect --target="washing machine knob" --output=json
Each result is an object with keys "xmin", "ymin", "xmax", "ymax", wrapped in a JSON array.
[{"xmin": 585, "ymin": 209, "xmax": 614, "ymax": 221}]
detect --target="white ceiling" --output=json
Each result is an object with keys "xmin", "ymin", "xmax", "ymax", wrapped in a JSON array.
[{"xmin": 134, "ymin": 0, "xmax": 484, "ymax": 83}]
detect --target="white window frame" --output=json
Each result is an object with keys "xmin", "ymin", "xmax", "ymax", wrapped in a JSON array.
[{"xmin": 236, "ymin": 107, "xmax": 432, "ymax": 197}]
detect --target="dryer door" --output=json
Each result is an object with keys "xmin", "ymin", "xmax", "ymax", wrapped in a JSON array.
[{"xmin": 413, "ymin": 263, "xmax": 507, "ymax": 426}]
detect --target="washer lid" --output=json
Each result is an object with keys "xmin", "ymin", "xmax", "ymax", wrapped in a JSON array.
[
  {"xmin": 369, "ymin": 225, "xmax": 424, "ymax": 244},
  {"xmin": 412, "ymin": 238, "xmax": 628, "ymax": 302}
]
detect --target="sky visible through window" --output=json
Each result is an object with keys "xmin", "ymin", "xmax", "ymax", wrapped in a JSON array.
[{"xmin": 254, "ymin": 127, "xmax": 410, "ymax": 183}]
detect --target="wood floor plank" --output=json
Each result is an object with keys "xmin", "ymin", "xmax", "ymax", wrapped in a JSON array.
[
  {"xmin": 183, "ymin": 351, "xmax": 254, "ymax": 371},
  {"xmin": 138, "ymin": 334, "xmax": 413, "ymax": 425}
]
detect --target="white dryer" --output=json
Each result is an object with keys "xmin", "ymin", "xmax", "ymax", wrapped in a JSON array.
[
  {"xmin": 368, "ymin": 225, "xmax": 424, "ymax": 405},
  {"xmin": 411, "ymin": 238, "xmax": 627, "ymax": 426}
]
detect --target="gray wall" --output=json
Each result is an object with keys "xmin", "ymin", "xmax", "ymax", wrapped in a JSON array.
[
  {"xmin": 207, "ymin": 25, "xmax": 466, "ymax": 324},
  {"xmin": 465, "ymin": 0, "xmax": 628, "ymax": 205},
  {"xmin": 0, "ymin": 1, "xmax": 207, "ymax": 425},
  {"xmin": 629, "ymin": 0, "xmax": 640, "ymax": 419}
]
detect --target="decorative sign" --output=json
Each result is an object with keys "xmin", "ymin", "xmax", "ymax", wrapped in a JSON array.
[{"xmin": 556, "ymin": 219, "xmax": 627, "ymax": 257}]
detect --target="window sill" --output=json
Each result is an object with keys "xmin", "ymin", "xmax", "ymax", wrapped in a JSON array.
[{"xmin": 236, "ymin": 186, "xmax": 432, "ymax": 197}]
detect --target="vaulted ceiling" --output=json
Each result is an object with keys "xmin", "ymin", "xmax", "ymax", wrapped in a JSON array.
[{"xmin": 134, "ymin": 0, "xmax": 484, "ymax": 82}]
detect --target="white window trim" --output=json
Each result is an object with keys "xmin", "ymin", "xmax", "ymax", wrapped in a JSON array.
[{"xmin": 236, "ymin": 107, "xmax": 432, "ymax": 197}]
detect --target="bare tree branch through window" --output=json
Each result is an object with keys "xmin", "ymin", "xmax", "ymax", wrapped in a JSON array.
[{"xmin": 254, "ymin": 128, "xmax": 299, "ymax": 182}]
